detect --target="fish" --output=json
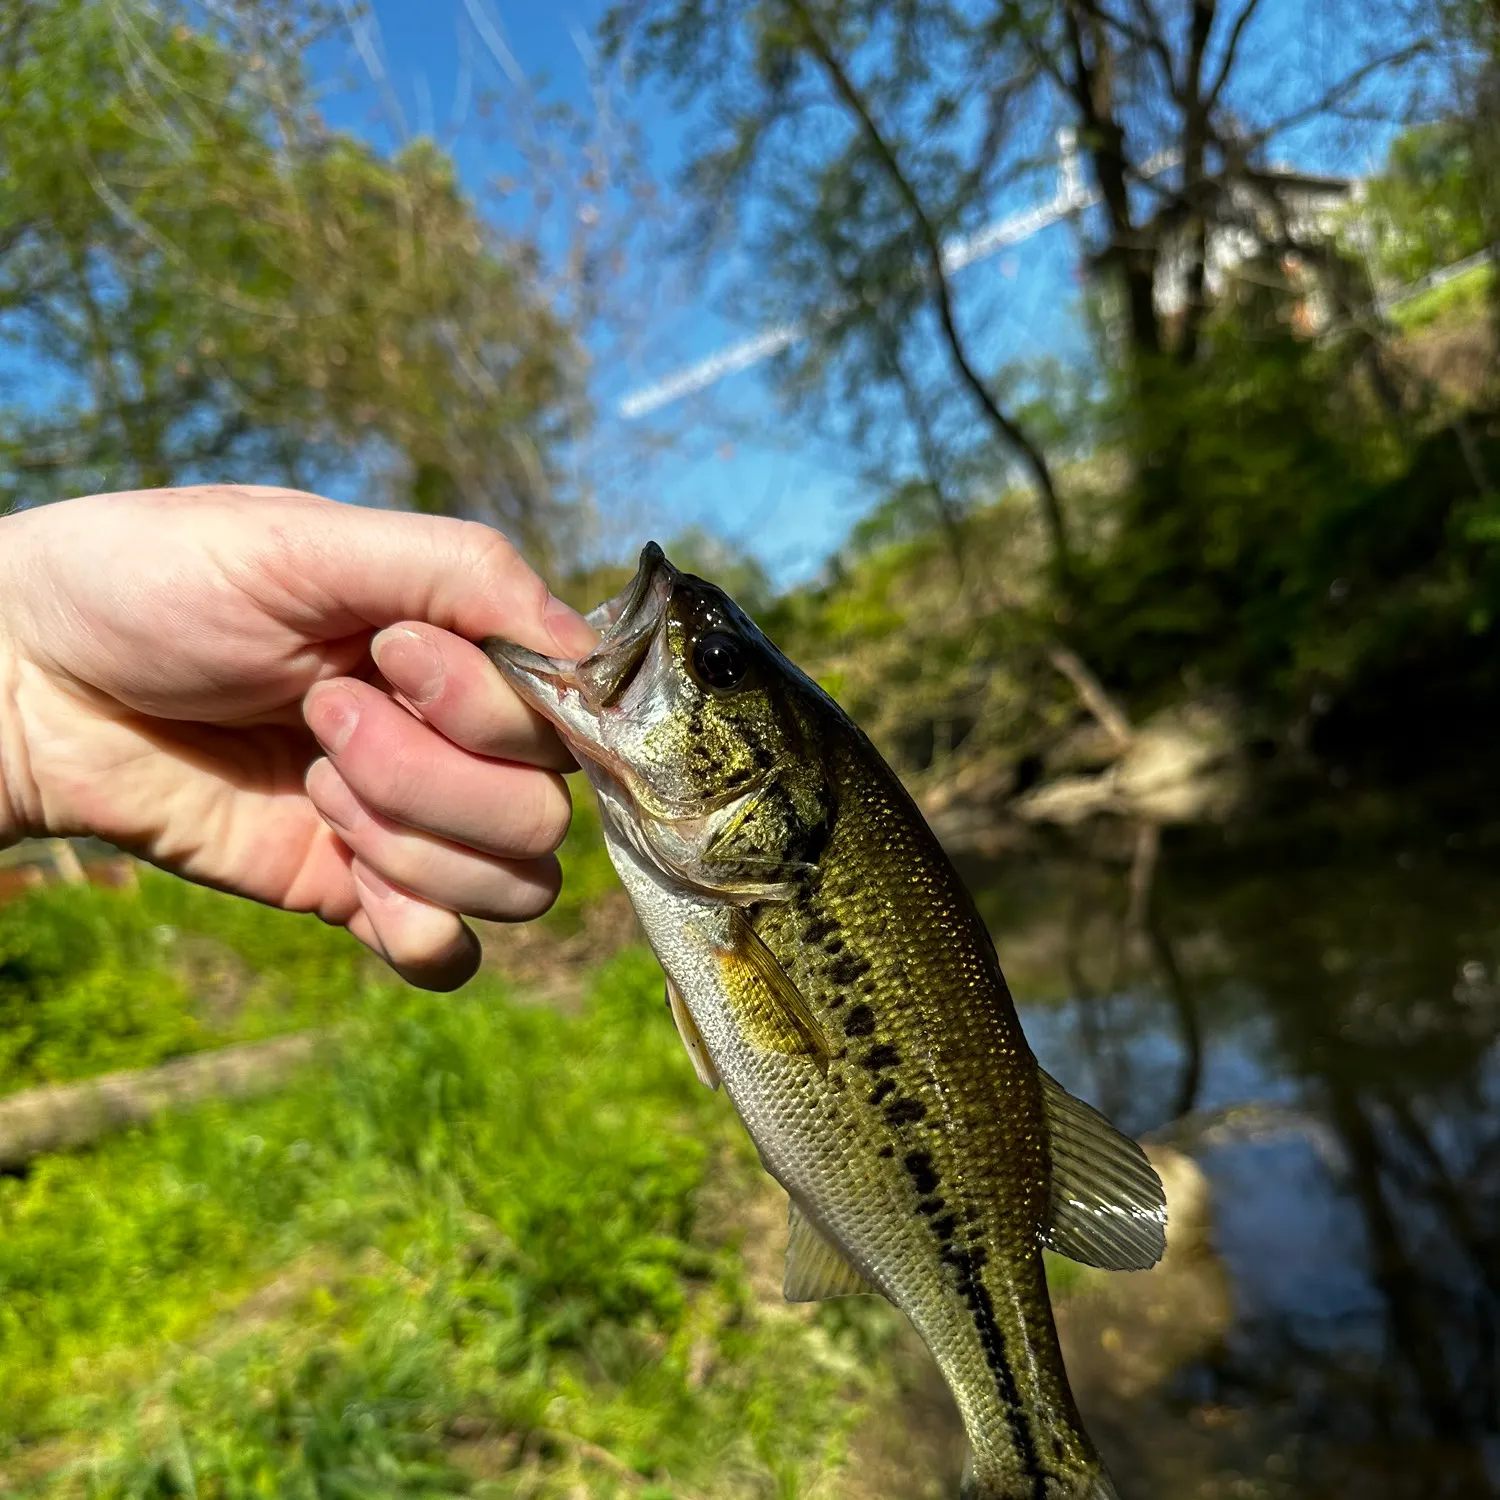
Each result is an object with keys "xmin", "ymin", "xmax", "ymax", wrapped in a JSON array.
[{"xmin": 484, "ymin": 542, "xmax": 1167, "ymax": 1500}]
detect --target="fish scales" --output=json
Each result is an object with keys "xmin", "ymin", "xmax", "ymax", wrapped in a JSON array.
[
  {"xmin": 485, "ymin": 542, "xmax": 1164, "ymax": 1500},
  {"xmin": 749, "ymin": 734, "xmax": 1094, "ymax": 1499}
]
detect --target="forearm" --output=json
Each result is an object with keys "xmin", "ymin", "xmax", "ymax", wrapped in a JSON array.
[
  {"xmin": 0, "ymin": 516, "xmax": 45, "ymax": 847},
  {"xmin": 0, "ymin": 626, "xmax": 29, "ymax": 847}
]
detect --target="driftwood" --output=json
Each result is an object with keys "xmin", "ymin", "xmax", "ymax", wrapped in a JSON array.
[
  {"xmin": 0, "ymin": 1032, "xmax": 324, "ymax": 1171},
  {"xmin": 1012, "ymin": 699, "xmax": 1244, "ymax": 828}
]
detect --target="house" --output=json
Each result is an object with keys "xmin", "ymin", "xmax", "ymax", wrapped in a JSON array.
[{"xmin": 1153, "ymin": 166, "xmax": 1357, "ymax": 335}]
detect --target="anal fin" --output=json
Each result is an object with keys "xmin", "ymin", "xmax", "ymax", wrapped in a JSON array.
[
  {"xmin": 1039, "ymin": 1069, "xmax": 1168, "ymax": 1271},
  {"xmin": 665, "ymin": 978, "xmax": 720, "ymax": 1090},
  {"xmin": 784, "ymin": 1201, "xmax": 880, "ymax": 1302}
]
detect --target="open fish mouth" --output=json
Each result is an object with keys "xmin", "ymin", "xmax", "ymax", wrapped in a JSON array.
[{"xmin": 481, "ymin": 541, "xmax": 677, "ymax": 757}]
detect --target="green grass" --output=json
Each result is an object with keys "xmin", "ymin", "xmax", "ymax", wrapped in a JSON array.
[
  {"xmin": 0, "ymin": 865, "xmax": 903, "ymax": 1497},
  {"xmin": 0, "ymin": 871, "xmax": 369, "ymax": 1094},
  {"xmin": 1390, "ymin": 260, "xmax": 1495, "ymax": 333},
  {"xmin": 540, "ymin": 789, "xmax": 624, "ymax": 937},
  {"xmin": 0, "ymin": 884, "xmax": 890, "ymax": 1496},
  {"xmin": 0, "ymin": 790, "xmax": 623, "ymax": 1096}
]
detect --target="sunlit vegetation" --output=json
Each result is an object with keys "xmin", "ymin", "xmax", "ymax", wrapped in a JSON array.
[{"xmin": 0, "ymin": 873, "xmax": 899, "ymax": 1497}]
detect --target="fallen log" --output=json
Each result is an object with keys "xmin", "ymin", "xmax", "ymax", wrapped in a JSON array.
[{"xmin": 0, "ymin": 1031, "xmax": 325, "ymax": 1171}]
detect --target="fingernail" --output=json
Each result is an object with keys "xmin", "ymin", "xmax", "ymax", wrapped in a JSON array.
[
  {"xmin": 307, "ymin": 760, "xmax": 362, "ymax": 832},
  {"xmin": 544, "ymin": 591, "xmax": 598, "ymax": 657},
  {"xmin": 372, "ymin": 627, "xmax": 444, "ymax": 706},
  {"xmin": 305, "ymin": 683, "xmax": 359, "ymax": 755}
]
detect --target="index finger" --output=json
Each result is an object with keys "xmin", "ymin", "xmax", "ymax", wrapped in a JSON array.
[{"xmin": 370, "ymin": 622, "xmax": 577, "ymax": 772}]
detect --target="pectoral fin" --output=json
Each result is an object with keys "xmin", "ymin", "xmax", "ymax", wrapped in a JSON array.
[
  {"xmin": 721, "ymin": 909, "xmax": 832, "ymax": 1069},
  {"xmin": 784, "ymin": 1201, "xmax": 879, "ymax": 1301},
  {"xmin": 1039, "ymin": 1069, "xmax": 1168, "ymax": 1271},
  {"xmin": 665, "ymin": 979, "xmax": 720, "ymax": 1090}
]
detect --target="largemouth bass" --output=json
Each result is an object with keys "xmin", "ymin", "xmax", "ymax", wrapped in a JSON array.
[{"xmin": 485, "ymin": 543, "xmax": 1166, "ymax": 1500}]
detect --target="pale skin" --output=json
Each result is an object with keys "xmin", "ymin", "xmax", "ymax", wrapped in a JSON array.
[{"xmin": 0, "ymin": 486, "xmax": 599, "ymax": 991}]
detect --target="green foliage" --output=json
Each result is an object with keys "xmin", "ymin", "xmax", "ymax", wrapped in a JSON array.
[
  {"xmin": 539, "ymin": 791, "xmax": 624, "ymax": 936},
  {"xmin": 0, "ymin": 883, "xmax": 198, "ymax": 1088},
  {"xmin": 1359, "ymin": 123, "xmax": 1490, "ymax": 287},
  {"xmin": 0, "ymin": 802, "xmax": 628, "ymax": 1097},
  {"xmin": 0, "ymin": 904, "xmax": 881, "ymax": 1495},
  {"xmin": 1390, "ymin": 262, "xmax": 1496, "ymax": 333},
  {"xmin": 757, "ymin": 491, "xmax": 1070, "ymax": 785},
  {"xmin": 1073, "ymin": 318, "xmax": 1500, "ymax": 725},
  {"xmin": 0, "ymin": 0, "xmax": 579, "ymax": 544},
  {"xmin": 0, "ymin": 872, "xmax": 362, "ymax": 1093}
]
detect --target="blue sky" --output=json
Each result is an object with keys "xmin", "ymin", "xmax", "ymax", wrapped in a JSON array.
[
  {"xmin": 311, "ymin": 0, "xmax": 1431, "ymax": 586},
  {"xmin": 2, "ymin": 0, "xmax": 1423, "ymax": 582},
  {"xmin": 311, "ymin": 0, "xmax": 1109, "ymax": 583}
]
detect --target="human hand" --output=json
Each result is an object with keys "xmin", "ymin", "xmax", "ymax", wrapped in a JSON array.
[{"xmin": 0, "ymin": 486, "xmax": 597, "ymax": 989}]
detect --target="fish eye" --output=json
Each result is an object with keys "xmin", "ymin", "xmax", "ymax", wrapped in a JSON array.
[{"xmin": 691, "ymin": 631, "xmax": 750, "ymax": 692}]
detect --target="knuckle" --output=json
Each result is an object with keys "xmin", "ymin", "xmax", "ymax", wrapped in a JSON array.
[
  {"xmin": 456, "ymin": 521, "xmax": 550, "ymax": 620},
  {"xmin": 358, "ymin": 839, "xmax": 424, "ymax": 899},
  {"xmin": 514, "ymin": 773, "xmax": 572, "ymax": 856},
  {"xmin": 359, "ymin": 739, "xmax": 427, "ymax": 820}
]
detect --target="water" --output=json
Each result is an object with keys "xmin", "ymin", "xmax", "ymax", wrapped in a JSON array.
[{"xmin": 963, "ymin": 835, "xmax": 1500, "ymax": 1500}]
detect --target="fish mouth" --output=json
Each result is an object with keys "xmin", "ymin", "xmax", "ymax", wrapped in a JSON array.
[{"xmin": 481, "ymin": 541, "xmax": 677, "ymax": 760}]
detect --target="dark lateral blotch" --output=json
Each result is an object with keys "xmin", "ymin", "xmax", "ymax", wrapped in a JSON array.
[
  {"xmin": 829, "ymin": 953, "xmax": 872, "ymax": 987},
  {"xmin": 903, "ymin": 1150, "xmax": 940, "ymax": 1194},
  {"xmin": 885, "ymin": 1097, "xmax": 927, "ymax": 1126}
]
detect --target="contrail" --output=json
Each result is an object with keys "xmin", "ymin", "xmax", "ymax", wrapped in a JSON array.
[{"xmin": 617, "ymin": 134, "xmax": 1162, "ymax": 421}]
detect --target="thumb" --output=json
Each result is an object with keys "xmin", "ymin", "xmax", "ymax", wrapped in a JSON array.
[{"xmin": 243, "ymin": 489, "xmax": 598, "ymax": 657}]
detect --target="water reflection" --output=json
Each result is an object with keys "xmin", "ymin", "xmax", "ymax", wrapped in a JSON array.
[{"xmin": 965, "ymin": 838, "xmax": 1500, "ymax": 1499}]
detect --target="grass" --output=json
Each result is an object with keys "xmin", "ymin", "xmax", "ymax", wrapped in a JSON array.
[
  {"xmin": 0, "ymin": 874, "xmax": 895, "ymax": 1498},
  {"xmin": 0, "ymin": 870, "xmax": 368, "ymax": 1094},
  {"xmin": 1390, "ymin": 259, "xmax": 1495, "ymax": 333},
  {"xmin": 0, "ymin": 792, "xmax": 624, "ymax": 1096}
]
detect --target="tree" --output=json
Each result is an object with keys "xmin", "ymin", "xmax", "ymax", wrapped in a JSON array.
[
  {"xmin": 0, "ymin": 0, "xmax": 582, "ymax": 554},
  {"xmin": 604, "ymin": 0, "xmax": 1430, "ymax": 576},
  {"xmin": 1360, "ymin": 122, "xmax": 1490, "ymax": 285},
  {"xmin": 1421, "ymin": 0, "xmax": 1500, "ymax": 353}
]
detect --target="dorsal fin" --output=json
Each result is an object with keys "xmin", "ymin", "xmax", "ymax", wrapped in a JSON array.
[
  {"xmin": 1038, "ymin": 1069, "xmax": 1167, "ymax": 1271},
  {"xmin": 784, "ymin": 1201, "xmax": 880, "ymax": 1301},
  {"xmin": 665, "ymin": 978, "xmax": 720, "ymax": 1090}
]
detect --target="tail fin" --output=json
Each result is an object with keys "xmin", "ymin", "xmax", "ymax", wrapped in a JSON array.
[{"xmin": 960, "ymin": 1453, "xmax": 1120, "ymax": 1500}]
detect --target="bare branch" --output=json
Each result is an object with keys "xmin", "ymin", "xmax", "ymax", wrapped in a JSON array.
[
  {"xmin": 1246, "ymin": 41, "xmax": 1432, "ymax": 150},
  {"xmin": 880, "ymin": 334, "xmax": 971, "ymax": 584},
  {"xmin": 1205, "ymin": 0, "xmax": 1263, "ymax": 108},
  {"xmin": 1093, "ymin": 0, "xmax": 1179, "ymax": 99},
  {"xmin": 1183, "ymin": 0, "xmax": 1216, "ymax": 108},
  {"xmin": 1045, "ymin": 642, "xmax": 1134, "ymax": 750},
  {"xmin": 783, "ymin": 0, "xmax": 1074, "ymax": 582}
]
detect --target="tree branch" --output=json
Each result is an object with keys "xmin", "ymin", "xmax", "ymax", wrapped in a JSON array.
[
  {"xmin": 1184, "ymin": 0, "xmax": 1216, "ymax": 105},
  {"xmin": 783, "ymin": 0, "xmax": 1074, "ymax": 584},
  {"xmin": 880, "ymin": 333, "xmax": 972, "ymax": 587},
  {"xmin": 1246, "ymin": 41, "xmax": 1431, "ymax": 150},
  {"xmin": 1045, "ymin": 641, "xmax": 1134, "ymax": 750},
  {"xmin": 1097, "ymin": 0, "xmax": 1180, "ymax": 99},
  {"xmin": 1205, "ymin": 0, "xmax": 1262, "ymax": 108}
]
